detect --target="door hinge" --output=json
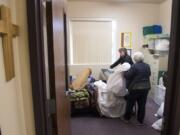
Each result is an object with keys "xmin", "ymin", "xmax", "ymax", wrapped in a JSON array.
[{"xmin": 47, "ymin": 99, "xmax": 56, "ymax": 116}]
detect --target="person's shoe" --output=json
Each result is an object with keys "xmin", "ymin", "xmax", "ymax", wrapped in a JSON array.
[
  {"xmin": 120, "ymin": 117, "xmax": 130, "ymax": 124},
  {"xmin": 132, "ymin": 120, "xmax": 145, "ymax": 126}
]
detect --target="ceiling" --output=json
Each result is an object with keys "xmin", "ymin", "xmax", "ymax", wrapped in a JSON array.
[{"xmin": 68, "ymin": 0, "xmax": 165, "ymax": 3}]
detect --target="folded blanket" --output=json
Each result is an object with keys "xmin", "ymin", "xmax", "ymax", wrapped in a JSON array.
[{"xmin": 69, "ymin": 89, "xmax": 90, "ymax": 102}]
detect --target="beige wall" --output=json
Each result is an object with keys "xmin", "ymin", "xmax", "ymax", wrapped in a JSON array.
[
  {"xmin": 158, "ymin": 0, "xmax": 172, "ymax": 71},
  {"xmin": 0, "ymin": 0, "xmax": 35, "ymax": 135},
  {"xmin": 67, "ymin": 1, "xmax": 160, "ymax": 78},
  {"xmin": 67, "ymin": 1, "xmax": 173, "ymax": 78},
  {"xmin": 159, "ymin": 0, "xmax": 172, "ymax": 34},
  {"xmin": 67, "ymin": 1, "xmax": 159, "ymax": 52}
]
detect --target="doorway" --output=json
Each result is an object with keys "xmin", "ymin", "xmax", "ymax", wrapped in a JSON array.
[
  {"xmin": 67, "ymin": 1, "xmax": 170, "ymax": 135},
  {"xmin": 26, "ymin": 0, "xmax": 178, "ymax": 135}
]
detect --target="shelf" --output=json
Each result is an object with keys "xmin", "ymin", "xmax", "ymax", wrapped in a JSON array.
[
  {"xmin": 142, "ymin": 47, "xmax": 169, "ymax": 56},
  {"xmin": 146, "ymin": 36, "xmax": 170, "ymax": 40},
  {"xmin": 144, "ymin": 34, "xmax": 170, "ymax": 40}
]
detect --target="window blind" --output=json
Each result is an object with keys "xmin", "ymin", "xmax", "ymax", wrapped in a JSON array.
[{"xmin": 70, "ymin": 21, "xmax": 113, "ymax": 65}]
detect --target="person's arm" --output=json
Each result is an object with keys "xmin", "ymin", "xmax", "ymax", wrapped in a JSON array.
[
  {"xmin": 110, "ymin": 58, "xmax": 122, "ymax": 69},
  {"xmin": 126, "ymin": 55, "xmax": 134, "ymax": 65},
  {"xmin": 129, "ymin": 57, "xmax": 134, "ymax": 65},
  {"xmin": 124, "ymin": 65, "xmax": 136, "ymax": 80}
]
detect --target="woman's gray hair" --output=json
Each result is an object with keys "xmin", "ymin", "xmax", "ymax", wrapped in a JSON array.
[{"xmin": 133, "ymin": 52, "xmax": 144, "ymax": 63}]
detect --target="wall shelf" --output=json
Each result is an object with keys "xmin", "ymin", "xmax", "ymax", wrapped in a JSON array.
[{"xmin": 143, "ymin": 34, "xmax": 170, "ymax": 57}]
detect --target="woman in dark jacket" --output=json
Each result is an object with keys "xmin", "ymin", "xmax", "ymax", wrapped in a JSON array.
[
  {"xmin": 122, "ymin": 52, "xmax": 151, "ymax": 125},
  {"xmin": 110, "ymin": 48, "xmax": 133, "ymax": 69}
]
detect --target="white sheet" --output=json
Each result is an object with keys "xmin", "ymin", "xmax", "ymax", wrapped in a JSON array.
[{"xmin": 94, "ymin": 63, "xmax": 130, "ymax": 118}]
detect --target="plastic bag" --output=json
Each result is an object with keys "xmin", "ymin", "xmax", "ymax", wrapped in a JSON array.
[
  {"xmin": 152, "ymin": 118, "xmax": 163, "ymax": 131},
  {"xmin": 107, "ymin": 73, "xmax": 127, "ymax": 97},
  {"xmin": 94, "ymin": 80, "xmax": 107, "ymax": 90},
  {"xmin": 94, "ymin": 63, "xmax": 131, "ymax": 118},
  {"xmin": 154, "ymin": 85, "xmax": 166, "ymax": 105},
  {"xmin": 107, "ymin": 63, "xmax": 130, "ymax": 97},
  {"xmin": 94, "ymin": 80, "xmax": 113, "ymax": 107},
  {"xmin": 100, "ymin": 69, "xmax": 114, "ymax": 81},
  {"xmin": 159, "ymin": 77, "xmax": 164, "ymax": 86},
  {"xmin": 155, "ymin": 102, "xmax": 164, "ymax": 118}
]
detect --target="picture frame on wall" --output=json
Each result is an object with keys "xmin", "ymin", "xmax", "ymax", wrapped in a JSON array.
[{"xmin": 121, "ymin": 32, "xmax": 132, "ymax": 48}]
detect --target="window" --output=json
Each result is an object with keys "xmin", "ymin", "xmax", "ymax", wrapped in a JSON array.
[{"xmin": 69, "ymin": 19, "xmax": 116, "ymax": 65}]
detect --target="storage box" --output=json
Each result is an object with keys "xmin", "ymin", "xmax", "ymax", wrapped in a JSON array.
[
  {"xmin": 143, "ymin": 26, "xmax": 154, "ymax": 36},
  {"xmin": 153, "ymin": 25, "xmax": 162, "ymax": 34},
  {"xmin": 143, "ymin": 25, "xmax": 162, "ymax": 36}
]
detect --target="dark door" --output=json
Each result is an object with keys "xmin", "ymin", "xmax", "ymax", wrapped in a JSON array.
[
  {"xmin": 44, "ymin": 0, "xmax": 70, "ymax": 135},
  {"xmin": 51, "ymin": 0, "xmax": 71, "ymax": 135},
  {"xmin": 43, "ymin": 0, "xmax": 70, "ymax": 135},
  {"xmin": 27, "ymin": 0, "xmax": 70, "ymax": 135},
  {"xmin": 42, "ymin": 1, "xmax": 58, "ymax": 135}
]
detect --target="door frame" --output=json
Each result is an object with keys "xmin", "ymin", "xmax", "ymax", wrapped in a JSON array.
[
  {"xmin": 162, "ymin": 0, "xmax": 180, "ymax": 134},
  {"xmin": 26, "ymin": 0, "xmax": 49, "ymax": 135},
  {"xmin": 26, "ymin": 0, "xmax": 180, "ymax": 135}
]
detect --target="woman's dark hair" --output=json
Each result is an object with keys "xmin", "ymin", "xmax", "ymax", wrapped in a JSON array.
[{"xmin": 119, "ymin": 48, "xmax": 128, "ymax": 55}]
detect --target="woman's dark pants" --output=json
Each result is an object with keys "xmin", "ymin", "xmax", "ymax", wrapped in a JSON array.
[{"xmin": 124, "ymin": 90, "xmax": 149, "ymax": 124}]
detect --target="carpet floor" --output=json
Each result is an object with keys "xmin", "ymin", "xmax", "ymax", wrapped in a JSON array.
[{"xmin": 71, "ymin": 98, "xmax": 161, "ymax": 135}]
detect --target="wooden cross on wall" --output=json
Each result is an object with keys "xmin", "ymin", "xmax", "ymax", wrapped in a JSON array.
[{"xmin": 0, "ymin": 5, "xmax": 19, "ymax": 81}]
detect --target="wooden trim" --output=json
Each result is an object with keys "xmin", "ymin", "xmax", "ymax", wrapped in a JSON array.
[
  {"xmin": 52, "ymin": 0, "xmax": 71, "ymax": 135},
  {"xmin": 46, "ymin": 2, "xmax": 58, "ymax": 134},
  {"xmin": 46, "ymin": 1, "xmax": 56, "ymax": 100},
  {"xmin": 64, "ymin": 13, "xmax": 69, "ymax": 92},
  {"xmin": 26, "ymin": 0, "xmax": 49, "ymax": 135},
  {"xmin": 163, "ymin": 0, "xmax": 180, "ymax": 135}
]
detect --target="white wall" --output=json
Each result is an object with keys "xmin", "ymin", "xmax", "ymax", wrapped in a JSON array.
[
  {"xmin": 68, "ymin": 1, "xmax": 160, "ymax": 52},
  {"xmin": 157, "ymin": 0, "xmax": 172, "ymax": 71},
  {"xmin": 159, "ymin": 0, "xmax": 172, "ymax": 34},
  {"xmin": 0, "ymin": 0, "xmax": 35, "ymax": 135},
  {"xmin": 67, "ymin": 1, "xmax": 160, "ymax": 78}
]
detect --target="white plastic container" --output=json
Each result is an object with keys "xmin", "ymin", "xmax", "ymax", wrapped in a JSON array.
[{"xmin": 155, "ymin": 39, "xmax": 169, "ymax": 51}]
